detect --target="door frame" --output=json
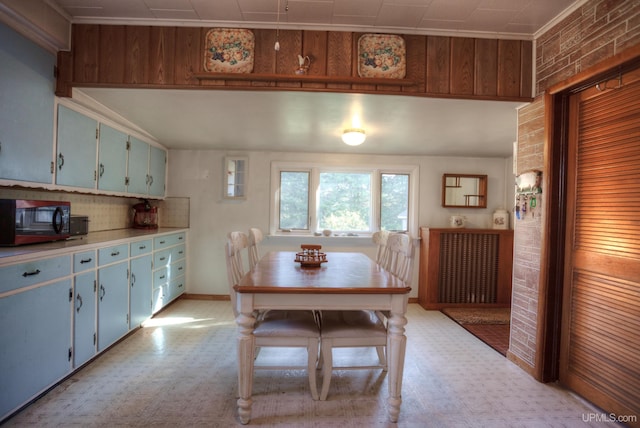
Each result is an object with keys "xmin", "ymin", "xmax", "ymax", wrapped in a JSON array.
[{"xmin": 536, "ymin": 44, "xmax": 640, "ymax": 382}]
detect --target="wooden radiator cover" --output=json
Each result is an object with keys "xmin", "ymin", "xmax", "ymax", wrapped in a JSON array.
[{"xmin": 418, "ymin": 227, "xmax": 513, "ymax": 309}]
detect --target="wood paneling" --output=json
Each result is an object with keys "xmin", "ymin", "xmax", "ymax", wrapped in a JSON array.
[
  {"xmin": 60, "ymin": 24, "xmax": 533, "ymax": 102},
  {"xmin": 98, "ymin": 25, "xmax": 125, "ymax": 84},
  {"xmin": 498, "ymin": 39, "xmax": 522, "ymax": 98},
  {"xmin": 426, "ymin": 36, "xmax": 450, "ymax": 94},
  {"xmin": 125, "ymin": 26, "xmax": 150, "ymax": 84},
  {"xmin": 403, "ymin": 35, "xmax": 426, "ymax": 93},
  {"xmin": 475, "ymin": 38, "xmax": 497, "ymax": 96},
  {"xmin": 149, "ymin": 26, "xmax": 175, "ymax": 85},
  {"xmin": 72, "ymin": 24, "xmax": 99, "ymax": 83},
  {"xmin": 450, "ymin": 37, "xmax": 475, "ymax": 95},
  {"xmin": 174, "ymin": 27, "xmax": 200, "ymax": 85}
]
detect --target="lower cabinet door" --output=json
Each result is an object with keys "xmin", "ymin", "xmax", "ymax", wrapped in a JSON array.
[
  {"xmin": 0, "ymin": 279, "xmax": 72, "ymax": 419},
  {"xmin": 74, "ymin": 271, "xmax": 96, "ymax": 367},
  {"xmin": 130, "ymin": 255, "xmax": 152, "ymax": 328},
  {"xmin": 97, "ymin": 261, "xmax": 129, "ymax": 352}
]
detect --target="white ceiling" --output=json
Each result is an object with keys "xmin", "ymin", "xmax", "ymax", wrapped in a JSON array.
[{"xmin": 51, "ymin": 0, "xmax": 581, "ymax": 157}]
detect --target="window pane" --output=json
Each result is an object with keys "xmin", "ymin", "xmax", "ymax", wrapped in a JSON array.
[
  {"xmin": 279, "ymin": 171, "xmax": 309, "ymax": 230},
  {"xmin": 381, "ymin": 173, "xmax": 409, "ymax": 231},
  {"xmin": 318, "ymin": 172, "xmax": 371, "ymax": 231}
]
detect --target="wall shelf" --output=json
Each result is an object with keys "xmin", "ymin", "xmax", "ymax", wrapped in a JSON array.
[{"xmin": 194, "ymin": 72, "xmax": 418, "ymax": 86}]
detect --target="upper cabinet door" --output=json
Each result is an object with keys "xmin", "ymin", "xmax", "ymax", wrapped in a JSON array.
[
  {"xmin": 97, "ymin": 124, "xmax": 128, "ymax": 193},
  {"xmin": 56, "ymin": 105, "xmax": 97, "ymax": 189},
  {"xmin": 0, "ymin": 22, "xmax": 55, "ymax": 184},
  {"xmin": 148, "ymin": 145, "xmax": 166, "ymax": 197},
  {"xmin": 127, "ymin": 136, "xmax": 150, "ymax": 195}
]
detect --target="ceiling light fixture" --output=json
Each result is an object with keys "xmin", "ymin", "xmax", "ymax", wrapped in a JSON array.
[{"xmin": 342, "ymin": 128, "xmax": 366, "ymax": 146}]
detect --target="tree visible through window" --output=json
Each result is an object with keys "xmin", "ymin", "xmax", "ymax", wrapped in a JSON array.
[
  {"xmin": 318, "ymin": 172, "xmax": 371, "ymax": 231},
  {"xmin": 279, "ymin": 171, "xmax": 309, "ymax": 230},
  {"xmin": 381, "ymin": 173, "xmax": 409, "ymax": 231}
]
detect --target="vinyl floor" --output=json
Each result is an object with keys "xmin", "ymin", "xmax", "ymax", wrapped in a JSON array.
[{"xmin": 4, "ymin": 300, "xmax": 615, "ymax": 427}]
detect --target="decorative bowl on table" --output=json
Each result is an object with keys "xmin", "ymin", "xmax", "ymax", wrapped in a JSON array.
[{"xmin": 295, "ymin": 244, "xmax": 327, "ymax": 267}]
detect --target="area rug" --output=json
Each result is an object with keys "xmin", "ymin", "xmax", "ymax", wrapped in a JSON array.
[{"xmin": 441, "ymin": 307, "xmax": 511, "ymax": 356}]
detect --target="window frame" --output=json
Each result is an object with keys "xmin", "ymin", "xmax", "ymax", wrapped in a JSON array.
[{"xmin": 270, "ymin": 161, "xmax": 419, "ymax": 237}]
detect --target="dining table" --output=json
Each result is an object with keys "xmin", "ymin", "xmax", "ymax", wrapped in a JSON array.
[{"xmin": 233, "ymin": 250, "xmax": 412, "ymax": 424}]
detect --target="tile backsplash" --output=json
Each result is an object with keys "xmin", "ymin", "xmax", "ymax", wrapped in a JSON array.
[{"xmin": 0, "ymin": 188, "xmax": 189, "ymax": 232}]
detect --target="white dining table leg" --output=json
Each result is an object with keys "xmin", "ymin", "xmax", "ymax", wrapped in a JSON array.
[
  {"xmin": 386, "ymin": 309, "xmax": 408, "ymax": 422},
  {"xmin": 236, "ymin": 311, "xmax": 256, "ymax": 424}
]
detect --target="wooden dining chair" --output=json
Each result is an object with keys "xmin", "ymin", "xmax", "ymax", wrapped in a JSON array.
[
  {"xmin": 247, "ymin": 227, "xmax": 264, "ymax": 270},
  {"xmin": 225, "ymin": 231, "xmax": 321, "ymax": 400},
  {"xmin": 318, "ymin": 233, "xmax": 415, "ymax": 401}
]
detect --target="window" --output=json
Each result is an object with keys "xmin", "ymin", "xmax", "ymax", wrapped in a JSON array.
[{"xmin": 271, "ymin": 162, "xmax": 418, "ymax": 236}]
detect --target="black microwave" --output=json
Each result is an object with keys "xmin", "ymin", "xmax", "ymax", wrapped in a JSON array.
[{"xmin": 0, "ymin": 199, "xmax": 71, "ymax": 246}]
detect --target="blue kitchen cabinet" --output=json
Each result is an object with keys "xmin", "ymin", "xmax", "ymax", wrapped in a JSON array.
[
  {"xmin": 97, "ymin": 260, "xmax": 129, "ymax": 352},
  {"xmin": 148, "ymin": 145, "xmax": 167, "ymax": 197},
  {"xmin": 97, "ymin": 123, "xmax": 128, "ymax": 193},
  {"xmin": 73, "ymin": 271, "xmax": 97, "ymax": 367},
  {"xmin": 56, "ymin": 104, "xmax": 98, "ymax": 189},
  {"xmin": 0, "ymin": 22, "xmax": 55, "ymax": 184},
  {"xmin": 0, "ymin": 279, "xmax": 72, "ymax": 418},
  {"xmin": 130, "ymin": 244, "xmax": 152, "ymax": 328},
  {"xmin": 127, "ymin": 136, "xmax": 150, "ymax": 195}
]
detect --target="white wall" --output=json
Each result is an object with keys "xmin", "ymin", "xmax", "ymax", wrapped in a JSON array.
[{"xmin": 167, "ymin": 149, "xmax": 513, "ymax": 298}]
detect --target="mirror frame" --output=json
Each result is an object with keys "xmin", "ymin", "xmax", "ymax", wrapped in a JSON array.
[
  {"xmin": 441, "ymin": 173, "xmax": 487, "ymax": 208},
  {"xmin": 223, "ymin": 156, "xmax": 248, "ymax": 199}
]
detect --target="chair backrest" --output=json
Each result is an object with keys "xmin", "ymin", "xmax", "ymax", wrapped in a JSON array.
[
  {"xmin": 225, "ymin": 231, "xmax": 249, "ymax": 317},
  {"xmin": 248, "ymin": 227, "xmax": 264, "ymax": 270},
  {"xmin": 384, "ymin": 233, "xmax": 415, "ymax": 286},
  {"xmin": 372, "ymin": 230, "xmax": 390, "ymax": 266}
]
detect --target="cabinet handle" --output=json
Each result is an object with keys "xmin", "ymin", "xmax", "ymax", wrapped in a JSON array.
[
  {"xmin": 148, "ymin": 175, "xmax": 153, "ymax": 186},
  {"xmin": 57, "ymin": 152, "xmax": 64, "ymax": 170},
  {"xmin": 178, "ymin": 236, "xmax": 183, "ymax": 240},
  {"xmin": 178, "ymin": 266, "xmax": 183, "ymax": 271},
  {"xmin": 179, "ymin": 251, "xmax": 184, "ymax": 255},
  {"xmin": 22, "ymin": 269, "xmax": 41, "ymax": 277},
  {"xmin": 159, "ymin": 274, "xmax": 166, "ymax": 280},
  {"xmin": 138, "ymin": 245, "xmax": 146, "ymax": 250},
  {"xmin": 159, "ymin": 240, "xmax": 166, "ymax": 244},
  {"xmin": 159, "ymin": 256, "xmax": 166, "ymax": 261},
  {"xmin": 80, "ymin": 258, "xmax": 92, "ymax": 264},
  {"xmin": 100, "ymin": 284, "xmax": 106, "ymax": 301},
  {"xmin": 178, "ymin": 283, "xmax": 183, "ymax": 288},
  {"xmin": 76, "ymin": 294, "xmax": 83, "ymax": 313},
  {"xmin": 99, "ymin": 163, "xmax": 105, "ymax": 177},
  {"xmin": 111, "ymin": 251, "xmax": 120, "ymax": 257},
  {"xmin": 131, "ymin": 273, "xmax": 136, "ymax": 287}
]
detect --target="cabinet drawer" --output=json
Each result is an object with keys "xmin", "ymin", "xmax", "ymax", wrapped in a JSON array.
[
  {"xmin": 171, "ymin": 244, "xmax": 186, "ymax": 262},
  {"xmin": 98, "ymin": 244, "xmax": 129, "ymax": 266},
  {"xmin": 73, "ymin": 250, "xmax": 96, "ymax": 272},
  {"xmin": 154, "ymin": 232, "xmax": 185, "ymax": 250},
  {"xmin": 153, "ymin": 267, "xmax": 168, "ymax": 288},
  {"xmin": 130, "ymin": 239, "xmax": 152, "ymax": 257},
  {"xmin": 154, "ymin": 248, "xmax": 172, "ymax": 268},
  {"xmin": 169, "ymin": 276, "xmax": 185, "ymax": 300},
  {"xmin": 0, "ymin": 255, "xmax": 71, "ymax": 294},
  {"xmin": 170, "ymin": 259, "xmax": 186, "ymax": 279}
]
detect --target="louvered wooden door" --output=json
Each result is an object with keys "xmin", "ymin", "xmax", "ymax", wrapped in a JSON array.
[{"xmin": 560, "ymin": 67, "xmax": 640, "ymax": 423}]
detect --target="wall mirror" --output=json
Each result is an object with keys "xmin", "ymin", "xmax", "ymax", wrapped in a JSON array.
[
  {"xmin": 442, "ymin": 173, "xmax": 487, "ymax": 208},
  {"xmin": 224, "ymin": 156, "xmax": 248, "ymax": 199}
]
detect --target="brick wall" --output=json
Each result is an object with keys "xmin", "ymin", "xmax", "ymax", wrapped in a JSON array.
[
  {"xmin": 511, "ymin": 0, "xmax": 640, "ymax": 373},
  {"xmin": 536, "ymin": 0, "xmax": 640, "ymax": 94},
  {"xmin": 509, "ymin": 98, "xmax": 544, "ymax": 367}
]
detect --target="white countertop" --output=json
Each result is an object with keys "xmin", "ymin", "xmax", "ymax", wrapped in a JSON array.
[{"xmin": 0, "ymin": 228, "xmax": 188, "ymax": 265}]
